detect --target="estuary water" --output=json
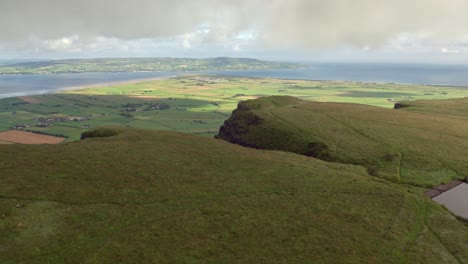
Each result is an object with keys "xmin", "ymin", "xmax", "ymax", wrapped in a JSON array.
[
  {"xmin": 0, "ymin": 72, "xmax": 178, "ymax": 99},
  {"xmin": 2, "ymin": 63, "xmax": 468, "ymax": 99}
]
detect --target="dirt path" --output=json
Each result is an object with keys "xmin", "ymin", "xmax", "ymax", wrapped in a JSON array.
[{"xmin": 425, "ymin": 180, "xmax": 465, "ymax": 198}]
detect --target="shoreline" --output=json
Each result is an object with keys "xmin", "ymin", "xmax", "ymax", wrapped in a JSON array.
[
  {"xmin": 2, "ymin": 71, "xmax": 468, "ymax": 100},
  {"xmin": 0, "ymin": 74, "xmax": 180, "ymax": 100}
]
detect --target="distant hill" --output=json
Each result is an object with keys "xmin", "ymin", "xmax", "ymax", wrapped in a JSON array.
[
  {"xmin": 0, "ymin": 57, "xmax": 306, "ymax": 74},
  {"xmin": 1, "ymin": 127, "xmax": 466, "ymax": 263},
  {"xmin": 217, "ymin": 96, "xmax": 468, "ymax": 187},
  {"xmin": 0, "ymin": 59, "xmax": 46, "ymax": 66}
]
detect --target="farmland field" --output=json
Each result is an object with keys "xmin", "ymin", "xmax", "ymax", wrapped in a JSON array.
[
  {"xmin": 0, "ymin": 75, "xmax": 467, "ymax": 141},
  {"xmin": 0, "ymin": 130, "xmax": 65, "ymax": 144}
]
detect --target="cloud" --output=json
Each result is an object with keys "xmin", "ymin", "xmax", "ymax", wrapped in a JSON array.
[
  {"xmin": 259, "ymin": 0, "xmax": 468, "ymax": 49},
  {"xmin": 1, "ymin": 0, "xmax": 468, "ymax": 53},
  {"xmin": 0, "ymin": 0, "xmax": 253, "ymax": 42},
  {"xmin": 42, "ymin": 35, "xmax": 80, "ymax": 52},
  {"xmin": 441, "ymin": 48, "xmax": 460, "ymax": 54}
]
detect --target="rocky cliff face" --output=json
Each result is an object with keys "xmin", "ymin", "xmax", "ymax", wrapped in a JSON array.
[
  {"xmin": 216, "ymin": 96, "xmax": 332, "ymax": 160},
  {"xmin": 216, "ymin": 104, "xmax": 264, "ymax": 148}
]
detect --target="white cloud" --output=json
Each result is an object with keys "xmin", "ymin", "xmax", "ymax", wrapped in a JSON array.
[
  {"xmin": 43, "ymin": 35, "xmax": 80, "ymax": 52},
  {"xmin": 441, "ymin": 48, "xmax": 460, "ymax": 54},
  {"xmin": 2, "ymin": 0, "xmax": 468, "ymax": 49},
  {"xmin": 232, "ymin": 44, "xmax": 242, "ymax": 52},
  {"xmin": 2, "ymin": 0, "xmax": 468, "ymax": 61}
]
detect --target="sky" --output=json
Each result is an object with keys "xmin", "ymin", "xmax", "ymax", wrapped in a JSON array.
[{"xmin": 1, "ymin": 0, "xmax": 468, "ymax": 63}]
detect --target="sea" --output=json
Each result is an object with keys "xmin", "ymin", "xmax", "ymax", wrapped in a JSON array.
[{"xmin": 2, "ymin": 62, "xmax": 468, "ymax": 99}]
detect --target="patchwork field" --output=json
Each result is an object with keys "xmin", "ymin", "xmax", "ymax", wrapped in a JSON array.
[
  {"xmin": 0, "ymin": 75, "xmax": 467, "ymax": 141},
  {"xmin": 0, "ymin": 130, "xmax": 65, "ymax": 144}
]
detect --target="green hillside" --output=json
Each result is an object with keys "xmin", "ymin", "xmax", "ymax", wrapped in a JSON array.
[
  {"xmin": 1, "ymin": 127, "xmax": 466, "ymax": 263},
  {"xmin": 217, "ymin": 96, "xmax": 468, "ymax": 187}
]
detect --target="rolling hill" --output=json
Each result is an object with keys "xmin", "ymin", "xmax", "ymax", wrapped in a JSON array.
[
  {"xmin": 1, "ymin": 127, "xmax": 466, "ymax": 263},
  {"xmin": 217, "ymin": 96, "xmax": 468, "ymax": 187}
]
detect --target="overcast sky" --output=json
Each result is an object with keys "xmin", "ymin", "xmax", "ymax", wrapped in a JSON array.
[{"xmin": 1, "ymin": 0, "xmax": 468, "ymax": 63}]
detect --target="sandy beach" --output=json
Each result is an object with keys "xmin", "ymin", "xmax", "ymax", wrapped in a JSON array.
[{"xmin": 56, "ymin": 75, "xmax": 178, "ymax": 93}]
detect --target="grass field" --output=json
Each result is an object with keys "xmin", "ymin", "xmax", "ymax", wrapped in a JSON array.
[
  {"xmin": 1, "ymin": 75, "xmax": 467, "ymax": 141},
  {"xmin": 0, "ymin": 127, "xmax": 466, "ymax": 263}
]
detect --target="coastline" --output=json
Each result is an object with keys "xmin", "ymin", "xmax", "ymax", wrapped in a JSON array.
[{"xmin": 3, "ymin": 65, "xmax": 468, "ymax": 100}]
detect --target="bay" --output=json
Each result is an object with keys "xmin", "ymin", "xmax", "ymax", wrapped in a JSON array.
[{"xmin": 2, "ymin": 63, "xmax": 468, "ymax": 99}]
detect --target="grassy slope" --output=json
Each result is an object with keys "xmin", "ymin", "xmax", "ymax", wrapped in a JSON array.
[
  {"xmin": 0, "ymin": 127, "xmax": 466, "ymax": 263},
  {"xmin": 1, "ymin": 76, "xmax": 468, "ymax": 140},
  {"xmin": 217, "ymin": 96, "xmax": 468, "ymax": 187}
]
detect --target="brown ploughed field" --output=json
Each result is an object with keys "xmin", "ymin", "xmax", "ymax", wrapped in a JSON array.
[
  {"xmin": 0, "ymin": 130, "xmax": 65, "ymax": 144},
  {"xmin": 19, "ymin": 96, "xmax": 41, "ymax": 104}
]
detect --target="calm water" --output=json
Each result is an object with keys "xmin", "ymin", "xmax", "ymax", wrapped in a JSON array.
[
  {"xmin": 433, "ymin": 183, "xmax": 468, "ymax": 219},
  {"xmin": 212, "ymin": 63, "xmax": 468, "ymax": 86},
  {"xmin": 0, "ymin": 72, "xmax": 178, "ymax": 99},
  {"xmin": 2, "ymin": 63, "xmax": 468, "ymax": 99}
]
